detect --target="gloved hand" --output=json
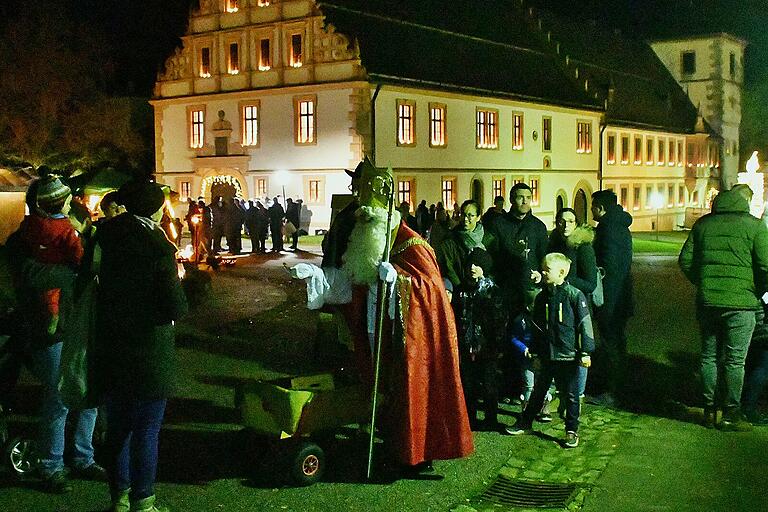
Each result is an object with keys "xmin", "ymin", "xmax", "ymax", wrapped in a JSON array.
[
  {"xmin": 378, "ymin": 262, "xmax": 397, "ymax": 284},
  {"xmin": 290, "ymin": 263, "xmax": 316, "ymax": 280}
]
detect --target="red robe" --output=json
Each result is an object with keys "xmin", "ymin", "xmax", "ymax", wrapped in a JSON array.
[{"xmin": 344, "ymin": 222, "xmax": 474, "ymax": 466}]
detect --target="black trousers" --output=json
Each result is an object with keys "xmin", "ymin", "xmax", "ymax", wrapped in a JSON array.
[
  {"xmin": 460, "ymin": 356, "xmax": 498, "ymax": 424},
  {"xmin": 521, "ymin": 360, "xmax": 582, "ymax": 432}
]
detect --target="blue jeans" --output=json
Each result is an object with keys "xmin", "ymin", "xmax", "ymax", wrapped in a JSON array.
[
  {"xmin": 105, "ymin": 397, "xmax": 166, "ymax": 501},
  {"xmin": 698, "ymin": 307, "xmax": 756, "ymax": 412},
  {"xmin": 29, "ymin": 342, "xmax": 98, "ymax": 476}
]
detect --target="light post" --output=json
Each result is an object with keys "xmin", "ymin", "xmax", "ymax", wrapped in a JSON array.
[
  {"xmin": 650, "ymin": 191, "xmax": 664, "ymax": 241},
  {"xmin": 274, "ymin": 170, "xmax": 289, "ymax": 209}
]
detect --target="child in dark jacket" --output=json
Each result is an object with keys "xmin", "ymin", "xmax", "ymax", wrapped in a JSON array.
[{"xmin": 505, "ymin": 252, "xmax": 594, "ymax": 448}]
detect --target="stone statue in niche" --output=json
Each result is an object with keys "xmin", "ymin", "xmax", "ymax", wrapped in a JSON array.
[
  {"xmin": 161, "ymin": 47, "xmax": 190, "ymax": 80},
  {"xmin": 212, "ymin": 110, "xmax": 233, "ymax": 156}
]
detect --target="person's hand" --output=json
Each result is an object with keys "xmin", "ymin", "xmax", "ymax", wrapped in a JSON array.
[
  {"xmin": 524, "ymin": 348, "xmax": 532, "ymax": 359},
  {"xmin": 530, "ymin": 270, "xmax": 542, "ymax": 284},
  {"xmin": 579, "ymin": 355, "xmax": 591, "ymax": 368},
  {"xmin": 446, "ymin": 290, "xmax": 453, "ymax": 302},
  {"xmin": 378, "ymin": 261, "xmax": 397, "ymax": 284},
  {"xmin": 470, "ymin": 264, "xmax": 484, "ymax": 280}
]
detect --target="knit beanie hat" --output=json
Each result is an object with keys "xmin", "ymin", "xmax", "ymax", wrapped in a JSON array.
[
  {"xmin": 36, "ymin": 175, "xmax": 72, "ymax": 214},
  {"xmin": 119, "ymin": 180, "xmax": 166, "ymax": 218}
]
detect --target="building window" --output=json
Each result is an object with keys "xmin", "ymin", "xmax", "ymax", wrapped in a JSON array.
[
  {"xmin": 633, "ymin": 186, "xmax": 640, "ymax": 211},
  {"xmin": 645, "ymin": 185, "xmax": 653, "ymax": 209},
  {"xmin": 513, "ymin": 113, "xmax": 524, "ymax": 150},
  {"xmin": 200, "ymin": 47, "xmax": 211, "ymax": 78},
  {"xmin": 256, "ymin": 178, "xmax": 267, "ymax": 197},
  {"xmin": 441, "ymin": 178, "xmax": 456, "ymax": 208},
  {"xmin": 228, "ymin": 43, "xmax": 239, "ymax": 74},
  {"xmin": 429, "ymin": 103, "xmax": 446, "ymax": 147},
  {"xmin": 658, "ymin": 138, "xmax": 666, "ymax": 166},
  {"xmin": 397, "ymin": 179, "xmax": 413, "ymax": 206},
  {"xmin": 290, "ymin": 33, "xmax": 303, "ymax": 68},
  {"xmin": 397, "ymin": 100, "xmax": 415, "ymax": 146},
  {"xmin": 620, "ymin": 135, "xmax": 629, "ymax": 164},
  {"xmin": 259, "ymin": 38, "xmax": 271, "ymax": 70},
  {"xmin": 190, "ymin": 108, "xmax": 204, "ymax": 148},
  {"xmin": 529, "ymin": 178, "xmax": 540, "ymax": 206},
  {"xmin": 542, "ymin": 117, "xmax": 552, "ymax": 151},
  {"xmin": 730, "ymin": 52, "xmax": 736, "ymax": 79},
  {"xmin": 646, "ymin": 137, "xmax": 655, "ymax": 165},
  {"xmin": 180, "ymin": 181, "xmax": 191, "ymax": 200},
  {"xmin": 668, "ymin": 139, "xmax": 675, "ymax": 166},
  {"xmin": 677, "ymin": 140, "xmax": 684, "ymax": 166},
  {"xmin": 476, "ymin": 109, "xmax": 499, "ymax": 149},
  {"xmin": 241, "ymin": 103, "xmax": 259, "ymax": 146},
  {"xmin": 294, "ymin": 96, "xmax": 316, "ymax": 145},
  {"xmin": 620, "ymin": 186, "xmax": 628, "ymax": 210},
  {"xmin": 606, "ymin": 133, "xmax": 616, "ymax": 164},
  {"xmin": 678, "ymin": 185, "xmax": 685, "ymax": 205},
  {"xmin": 667, "ymin": 183, "xmax": 675, "ymax": 207},
  {"xmin": 577, "ymin": 121, "xmax": 592, "ymax": 153},
  {"xmin": 257, "ymin": 0, "xmax": 270, "ymax": 6},
  {"xmin": 692, "ymin": 189, "xmax": 700, "ymax": 206},
  {"xmin": 492, "ymin": 178, "xmax": 505, "ymax": 199},
  {"xmin": 226, "ymin": 0, "xmax": 239, "ymax": 13},
  {"xmin": 309, "ymin": 179, "xmax": 321, "ymax": 203},
  {"xmin": 634, "ymin": 136, "xmax": 642, "ymax": 164},
  {"xmin": 681, "ymin": 51, "xmax": 696, "ymax": 75},
  {"xmin": 687, "ymin": 142, "xmax": 695, "ymax": 167}
]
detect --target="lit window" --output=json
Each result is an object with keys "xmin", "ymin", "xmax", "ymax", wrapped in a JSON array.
[
  {"xmin": 228, "ymin": 43, "xmax": 239, "ymax": 74},
  {"xmin": 397, "ymin": 179, "xmax": 412, "ymax": 206},
  {"xmin": 633, "ymin": 187, "xmax": 640, "ymax": 211},
  {"xmin": 259, "ymin": 39, "xmax": 271, "ymax": 70},
  {"xmin": 682, "ymin": 51, "xmax": 696, "ymax": 75},
  {"xmin": 620, "ymin": 186, "xmax": 628, "ymax": 210},
  {"xmin": 606, "ymin": 134, "xmax": 616, "ymax": 164},
  {"xmin": 429, "ymin": 103, "xmax": 446, "ymax": 147},
  {"xmin": 476, "ymin": 109, "xmax": 499, "ymax": 149},
  {"xmin": 542, "ymin": 117, "xmax": 552, "ymax": 151},
  {"xmin": 687, "ymin": 142, "xmax": 695, "ymax": 167},
  {"xmin": 180, "ymin": 181, "xmax": 191, "ymax": 200},
  {"xmin": 441, "ymin": 178, "xmax": 456, "ymax": 207},
  {"xmin": 200, "ymin": 47, "xmax": 211, "ymax": 78},
  {"xmin": 290, "ymin": 34, "xmax": 303, "ymax": 68},
  {"xmin": 577, "ymin": 121, "xmax": 592, "ymax": 154},
  {"xmin": 677, "ymin": 140, "xmax": 684, "ymax": 166},
  {"xmin": 226, "ymin": 0, "xmax": 239, "ymax": 13},
  {"xmin": 668, "ymin": 139, "xmax": 675, "ymax": 166},
  {"xmin": 658, "ymin": 138, "xmax": 666, "ymax": 166},
  {"xmin": 257, "ymin": 0, "xmax": 270, "ymax": 6},
  {"xmin": 529, "ymin": 178, "xmax": 540, "ymax": 206},
  {"xmin": 667, "ymin": 183, "xmax": 675, "ymax": 207},
  {"xmin": 241, "ymin": 104, "xmax": 259, "ymax": 146},
  {"xmin": 492, "ymin": 178, "xmax": 505, "ymax": 199},
  {"xmin": 295, "ymin": 97, "xmax": 316, "ymax": 144},
  {"xmin": 309, "ymin": 180, "xmax": 321, "ymax": 203},
  {"xmin": 190, "ymin": 109, "xmax": 205, "ymax": 148},
  {"xmin": 646, "ymin": 137, "xmax": 655, "ymax": 165},
  {"xmin": 513, "ymin": 113, "xmax": 524, "ymax": 150},
  {"xmin": 257, "ymin": 178, "xmax": 267, "ymax": 197},
  {"xmin": 397, "ymin": 100, "xmax": 415, "ymax": 146},
  {"xmin": 645, "ymin": 185, "xmax": 653, "ymax": 209},
  {"xmin": 621, "ymin": 135, "xmax": 629, "ymax": 164},
  {"xmin": 678, "ymin": 184, "xmax": 685, "ymax": 205},
  {"xmin": 692, "ymin": 189, "xmax": 699, "ymax": 206},
  {"xmin": 634, "ymin": 136, "xmax": 642, "ymax": 164}
]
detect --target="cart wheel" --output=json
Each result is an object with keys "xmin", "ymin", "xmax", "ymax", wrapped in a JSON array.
[
  {"xmin": 5, "ymin": 437, "xmax": 38, "ymax": 476},
  {"xmin": 290, "ymin": 441, "xmax": 325, "ymax": 486}
]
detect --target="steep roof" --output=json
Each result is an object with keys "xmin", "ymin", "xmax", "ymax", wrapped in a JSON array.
[{"xmin": 318, "ymin": 1, "xmax": 602, "ymax": 110}]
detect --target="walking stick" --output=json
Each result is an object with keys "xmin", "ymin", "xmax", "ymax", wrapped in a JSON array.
[{"xmin": 366, "ymin": 173, "xmax": 396, "ymax": 480}]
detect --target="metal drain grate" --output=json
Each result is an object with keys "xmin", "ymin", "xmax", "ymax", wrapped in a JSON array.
[{"xmin": 475, "ymin": 476, "xmax": 579, "ymax": 508}]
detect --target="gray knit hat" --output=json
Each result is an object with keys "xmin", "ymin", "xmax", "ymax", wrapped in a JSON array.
[{"xmin": 36, "ymin": 175, "xmax": 72, "ymax": 214}]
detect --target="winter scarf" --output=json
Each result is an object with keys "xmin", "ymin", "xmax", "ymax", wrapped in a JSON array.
[{"xmin": 458, "ymin": 223, "xmax": 485, "ymax": 251}]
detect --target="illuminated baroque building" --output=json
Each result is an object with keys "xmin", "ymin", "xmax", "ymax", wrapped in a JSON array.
[{"xmin": 152, "ymin": 0, "xmax": 731, "ymax": 231}]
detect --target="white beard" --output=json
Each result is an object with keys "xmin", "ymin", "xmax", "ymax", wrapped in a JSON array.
[{"xmin": 341, "ymin": 206, "xmax": 400, "ymax": 285}]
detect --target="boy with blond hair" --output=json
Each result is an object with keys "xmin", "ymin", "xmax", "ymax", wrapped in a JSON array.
[{"xmin": 505, "ymin": 252, "xmax": 594, "ymax": 448}]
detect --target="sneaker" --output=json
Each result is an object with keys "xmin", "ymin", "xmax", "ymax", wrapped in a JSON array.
[
  {"xmin": 73, "ymin": 462, "xmax": 107, "ymax": 481},
  {"xmin": 702, "ymin": 407, "xmax": 717, "ymax": 429},
  {"xmin": 718, "ymin": 411, "xmax": 753, "ymax": 432},
  {"xmin": 564, "ymin": 431, "xmax": 579, "ymax": 448},
  {"xmin": 504, "ymin": 422, "xmax": 533, "ymax": 436},
  {"xmin": 42, "ymin": 469, "xmax": 73, "ymax": 494}
]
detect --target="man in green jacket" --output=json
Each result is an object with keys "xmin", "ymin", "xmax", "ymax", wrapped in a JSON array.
[{"xmin": 679, "ymin": 185, "xmax": 768, "ymax": 431}]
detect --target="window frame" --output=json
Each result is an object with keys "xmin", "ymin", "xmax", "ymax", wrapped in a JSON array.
[
  {"xmin": 492, "ymin": 177, "xmax": 506, "ymax": 200},
  {"xmin": 226, "ymin": 0, "xmax": 240, "ymax": 13},
  {"xmin": 646, "ymin": 136, "xmax": 655, "ymax": 165},
  {"xmin": 258, "ymin": 37, "xmax": 272, "ymax": 71},
  {"xmin": 633, "ymin": 135, "xmax": 643, "ymax": 164},
  {"xmin": 476, "ymin": 107, "xmax": 499, "ymax": 150},
  {"xmin": 577, "ymin": 120, "xmax": 592, "ymax": 154},
  {"xmin": 620, "ymin": 134, "xmax": 630, "ymax": 164},
  {"xmin": 256, "ymin": 178, "xmax": 268, "ymax": 198},
  {"xmin": 542, "ymin": 116, "xmax": 552, "ymax": 152},
  {"xmin": 529, "ymin": 176, "xmax": 540, "ymax": 206},
  {"xmin": 187, "ymin": 105, "xmax": 206, "ymax": 149},
  {"xmin": 199, "ymin": 46, "xmax": 212, "ymax": 78},
  {"xmin": 441, "ymin": 177, "xmax": 457, "ymax": 208},
  {"xmin": 239, "ymin": 100, "xmax": 260, "ymax": 147},
  {"xmin": 513, "ymin": 112, "xmax": 524, "ymax": 150},
  {"xmin": 428, "ymin": 102, "xmax": 447, "ymax": 148},
  {"xmin": 606, "ymin": 133, "xmax": 616, "ymax": 164},
  {"xmin": 289, "ymin": 32, "xmax": 304, "ymax": 68},
  {"xmin": 397, "ymin": 178, "xmax": 415, "ymax": 208},
  {"xmin": 305, "ymin": 176, "xmax": 325, "ymax": 206},
  {"xmin": 293, "ymin": 94, "xmax": 317, "ymax": 146},
  {"xmin": 681, "ymin": 51, "xmax": 696, "ymax": 75},
  {"xmin": 227, "ymin": 42, "xmax": 240, "ymax": 75},
  {"xmin": 396, "ymin": 99, "xmax": 416, "ymax": 147},
  {"xmin": 657, "ymin": 138, "xmax": 666, "ymax": 166}
]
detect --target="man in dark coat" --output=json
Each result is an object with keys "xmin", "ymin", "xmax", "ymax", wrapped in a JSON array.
[
  {"xmin": 268, "ymin": 197, "xmax": 285, "ymax": 252},
  {"xmin": 227, "ymin": 197, "xmax": 244, "ymax": 254},
  {"xmin": 589, "ymin": 189, "xmax": 634, "ymax": 407},
  {"xmin": 285, "ymin": 198, "xmax": 301, "ymax": 250},
  {"xmin": 484, "ymin": 183, "xmax": 548, "ymax": 315},
  {"xmin": 95, "ymin": 180, "xmax": 188, "ymax": 512},
  {"xmin": 481, "ymin": 195, "xmax": 506, "ymax": 230},
  {"xmin": 210, "ymin": 196, "xmax": 228, "ymax": 252}
]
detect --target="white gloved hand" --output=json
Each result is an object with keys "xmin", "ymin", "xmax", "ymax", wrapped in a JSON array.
[
  {"xmin": 378, "ymin": 261, "xmax": 397, "ymax": 284},
  {"xmin": 290, "ymin": 263, "xmax": 315, "ymax": 280}
]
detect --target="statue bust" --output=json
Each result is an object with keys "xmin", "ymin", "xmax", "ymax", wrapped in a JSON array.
[{"xmin": 212, "ymin": 111, "xmax": 233, "ymax": 156}]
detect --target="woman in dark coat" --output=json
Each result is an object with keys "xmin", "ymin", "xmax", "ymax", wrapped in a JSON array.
[{"xmin": 95, "ymin": 181, "xmax": 187, "ymax": 512}]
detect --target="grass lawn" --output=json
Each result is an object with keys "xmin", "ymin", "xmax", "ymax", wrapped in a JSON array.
[{"xmin": 632, "ymin": 231, "xmax": 687, "ymax": 254}]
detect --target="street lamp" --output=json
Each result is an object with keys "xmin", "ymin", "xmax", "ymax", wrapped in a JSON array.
[
  {"xmin": 274, "ymin": 170, "xmax": 289, "ymax": 209},
  {"xmin": 650, "ymin": 191, "xmax": 665, "ymax": 241}
]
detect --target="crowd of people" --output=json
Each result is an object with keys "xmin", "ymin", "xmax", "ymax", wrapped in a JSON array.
[{"xmin": 182, "ymin": 195, "xmax": 307, "ymax": 261}]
